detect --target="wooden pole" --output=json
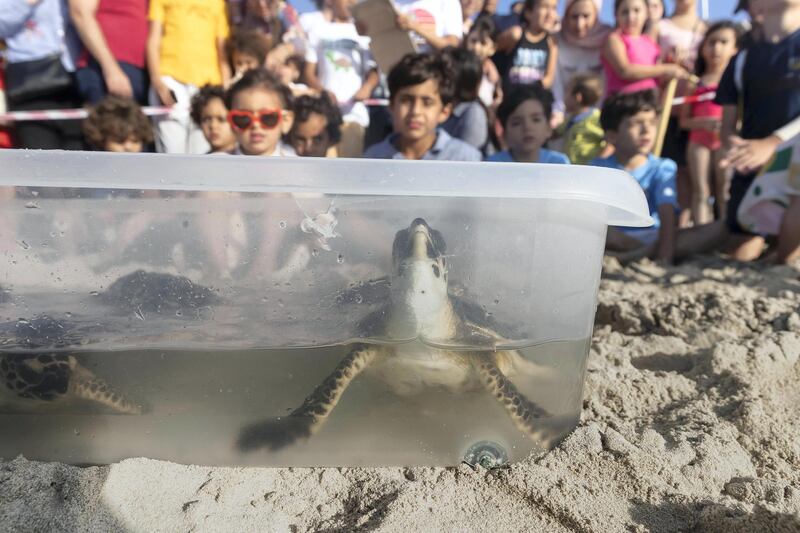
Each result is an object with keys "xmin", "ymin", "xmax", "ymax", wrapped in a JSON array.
[{"xmin": 654, "ymin": 77, "xmax": 678, "ymax": 157}]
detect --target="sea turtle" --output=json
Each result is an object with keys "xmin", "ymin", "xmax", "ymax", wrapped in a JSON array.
[
  {"xmin": 0, "ymin": 315, "xmax": 142, "ymax": 414},
  {"xmin": 100, "ymin": 269, "xmax": 221, "ymax": 315},
  {"xmin": 237, "ymin": 218, "xmax": 553, "ymax": 452}
]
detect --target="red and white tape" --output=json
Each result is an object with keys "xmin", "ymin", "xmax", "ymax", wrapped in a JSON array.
[
  {"xmin": 0, "ymin": 105, "xmax": 174, "ymax": 123},
  {"xmin": 0, "ymin": 92, "xmax": 714, "ymax": 123},
  {"xmin": 670, "ymin": 91, "xmax": 716, "ymax": 106}
]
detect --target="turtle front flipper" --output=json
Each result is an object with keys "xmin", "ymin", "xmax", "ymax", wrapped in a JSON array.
[
  {"xmin": 473, "ymin": 355, "xmax": 551, "ymax": 440},
  {"xmin": 69, "ymin": 359, "xmax": 144, "ymax": 414},
  {"xmin": 237, "ymin": 343, "xmax": 380, "ymax": 452}
]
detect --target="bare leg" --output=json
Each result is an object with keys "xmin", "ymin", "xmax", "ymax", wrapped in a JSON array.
[
  {"xmin": 725, "ymin": 234, "xmax": 766, "ymax": 261},
  {"xmin": 674, "ymin": 219, "xmax": 728, "ymax": 259},
  {"xmin": 677, "ymin": 165, "xmax": 693, "ymax": 228},
  {"xmin": 712, "ymin": 148, "xmax": 730, "ymax": 220},
  {"xmin": 606, "ymin": 227, "xmax": 646, "ymax": 252},
  {"xmin": 687, "ymin": 141, "xmax": 713, "ymax": 225},
  {"xmin": 776, "ymin": 196, "xmax": 800, "ymax": 264}
]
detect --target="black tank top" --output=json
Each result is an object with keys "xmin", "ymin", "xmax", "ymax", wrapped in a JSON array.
[{"xmin": 501, "ymin": 31, "xmax": 550, "ymax": 93}]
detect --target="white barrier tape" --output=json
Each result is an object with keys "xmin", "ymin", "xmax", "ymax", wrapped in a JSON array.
[{"xmin": 0, "ymin": 105, "xmax": 174, "ymax": 123}]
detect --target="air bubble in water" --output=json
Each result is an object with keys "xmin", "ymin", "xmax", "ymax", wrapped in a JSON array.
[{"xmin": 278, "ymin": 220, "xmax": 287, "ymax": 229}]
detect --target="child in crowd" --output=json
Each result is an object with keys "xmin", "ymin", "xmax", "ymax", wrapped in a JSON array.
[
  {"xmin": 716, "ymin": 0, "xmax": 800, "ymax": 263},
  {"xmin": 146, "ymin": 0, "xmax": 231, "ymax": 153},
  {"xmin": 487, "ymin": 84, "xmax": 569, "ymax": 164},
  {"xmin": 552, "ymin": 0, "xmax": 611, "ymax": 126},
  {"xmin": 288, "ymin": 93, "xmax": 343, "ymax": 157},
  {"xmin": 82, "ymin": 95, "xmax": 153, "ymax": 152},
  {"xmin": 304, "ymin": 0, "xmax": 378, "ymax": 158},
  {"xmin": 277, "ymin": 54, "xmax": 312, "ymax": 95},
  {"xmin": 679, "ymin": 21, "xmax": 739, "ymax": 225},
  {"xmin": 363, "ymin": 53, "xmax": 481, "ymax": 161},
  {"xmin": 561, "ymin": 72, "xmax": 605, "ymax": 165},
  {"xmin": 464, "ymin": 15, "xmax": 502, "ymax": 111},
  {"xmin": 646, "ymin": 0, "xmax": 664, "ymax": 37},
  {"xmin": 591, "ymin": 90, "xmax": 724, "ymax": 263},
  {"xmin": 190, "ymin": 85, "xmax": 237, "ymax": 154},
  {"xmin": 441, "ymin": 47, "xmax": 491, "ymax": 155},
  {"xmin": 225, "ymin": 68, "xmax": 295, "ymax": 156},
  {"xmin": 226, "ymin": 29, "xmax": 269, "ymax": 82},
  {"xmin": 601, "ymin": 0, "xmax": 687, "ymax": 96},
  {"xmin": 495, "ymin": 0, "xmax": 559, "ymax": 94}
]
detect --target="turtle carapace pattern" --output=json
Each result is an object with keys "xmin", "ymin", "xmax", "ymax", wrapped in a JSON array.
[
  {"xmin": 0, "ymin": 316, "xmax": 142, "ymax": 414},
  {"xmin": 100, "ymin": 270, "xmax": 221, "ymax": 314}
]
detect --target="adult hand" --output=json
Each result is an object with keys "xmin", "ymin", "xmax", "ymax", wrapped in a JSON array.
[
  {"xmin": 103, "ymin": 64, "xmax": 133, "ymax": 99},
  {"xmin": 152, "ymin": 80, "xmax": 175, "ymax": 106},
  {"xmin": 721, "ymin": 135, "xmax": 782, "ymax": 174}
]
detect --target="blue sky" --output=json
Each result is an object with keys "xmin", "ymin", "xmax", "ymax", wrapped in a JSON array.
[{"xmin": 291, "ymin": 0, "xmax": 744, "ymax": 22}]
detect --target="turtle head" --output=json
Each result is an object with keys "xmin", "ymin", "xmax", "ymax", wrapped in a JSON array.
[{"xmin": 390, "ymin": 218, "xmax": 449, "ymax": 311}]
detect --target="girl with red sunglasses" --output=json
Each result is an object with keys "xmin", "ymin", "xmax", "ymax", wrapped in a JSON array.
[{"xmin": 226, "ymin": 68, "xmax": 296, "ymax": 156}]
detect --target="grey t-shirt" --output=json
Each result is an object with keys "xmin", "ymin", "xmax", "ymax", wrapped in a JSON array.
[
  {"xmin": 442, "ymin": 101, "xmax": 489, "ymax": 154},
  {"xmin": 363, "ymin": 128, "xmax": 482, "ymax": 161}
]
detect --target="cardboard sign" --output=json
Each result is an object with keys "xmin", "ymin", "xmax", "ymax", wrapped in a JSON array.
[{"xmin": 352, "ymin": 0, "xmax": 417, "ymax": 73}]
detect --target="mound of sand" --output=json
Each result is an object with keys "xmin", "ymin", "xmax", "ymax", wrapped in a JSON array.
[{"xmin": 1, "ymin": 257, "xmax": 799, "ymax": 532}]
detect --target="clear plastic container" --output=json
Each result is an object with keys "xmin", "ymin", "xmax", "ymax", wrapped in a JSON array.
[{"xmin": 0, "ymin": 150, "xmax": 651, "ymax": 466}]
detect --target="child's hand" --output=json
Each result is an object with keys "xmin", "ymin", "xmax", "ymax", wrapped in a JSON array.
[
  {"xmin": 103, "ymin": 64, "xmax": 133, "ymax": 99},
  {"xmin": 396, "ymin": 13, "xmax": 416, "ymax": 33},
  {"xmin": 152, "ymin": 80, "xmax": 175, "ymax": 106},
  {"xmin": 721, "ymin": 135, "xmax": 782, "ymax": 174},
  {"xmin": 664, "ymin": 64, "xmax": 690, "ymax": 81}
]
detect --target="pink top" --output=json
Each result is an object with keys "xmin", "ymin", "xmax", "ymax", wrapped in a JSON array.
[{"xmin": 602, "ymin": 31, "xmax": 661, "ymax": 96}]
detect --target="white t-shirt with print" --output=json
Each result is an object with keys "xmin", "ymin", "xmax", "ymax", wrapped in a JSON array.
[
  {"xmin": 393, "ymin": 0, "xmax": 462, "ymax": 52},
  {"xmin": 306, "ymin": 21, "xmax": 375, "ymax": 127}
]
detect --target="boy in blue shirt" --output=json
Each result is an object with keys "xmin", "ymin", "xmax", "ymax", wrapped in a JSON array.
[
  {"xmin": 591, "ymin": 90, "xmax": 725, "ymax": 264},
  {"xmin": 487, "ymin": 84, "xmax": 570, "ymax": 164},
  {"xmin": 363, "ymin": 53, "xmax": 482, "ymax": 161}
]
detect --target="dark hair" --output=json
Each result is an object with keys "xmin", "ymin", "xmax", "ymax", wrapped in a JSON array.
[
  {"xmin": 496, "ymin": 83, "xmax": 554, "ymax": 127},
  {"xmin": 190, "ymin": 84, "xmax": 227, "ymax": 126},
  {"xmin": 226, "ymin": 29, "xmax": 269, "ymax": 67},
  {"xmin": 225, "ymin": 68, "xmax": 293, "ymax": 110},
  {"xmin": 614, "ymin": 0, "xmax": 649, "ymax": 12},
  {"xmin": 82, "ymin": 95, "xmax": 153, "ymax": 149},
  {"xmin": 694, "ymin": 20, "xmax": 741, "ymax": 76},
  {"xmin": 284, "ymin": 54, "xmax": 306, "ymax": 83},
  {"xmin": 291, "ymin": 93, "xmax": 343, "ymax": 144},
  {"xmin": 568, "ymin": 72, "xmax": 603, "ymax": 108},
  {"xmin": 467, "ymin": 14, "xmax": 496, "ymax": 42},
  {"xmin": 521, "ymin": 0, "xmax": 539, "ymax": 27},
  {"xmin": 387, "ymin": 52, "xmax": 456, "ymax": 106},
  {"xmin": 600, "ymin": 89, "xmax": 657, "ymax": 131},
  {"xmin": 440, "ymin": 47, "xmax": 482, "ymax": 103}
]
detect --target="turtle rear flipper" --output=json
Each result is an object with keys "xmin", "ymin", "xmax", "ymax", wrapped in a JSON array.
[
  {"xmin": 70, "ymin": 363, "xmax": 144, "ymax": 415},
  {"xmin": 237, "ymin": 343, "xmax": 380, "ymax": 452},
  {"xmin": 473, "ymin": 355, "xmax": 552, "ymax": 442}
]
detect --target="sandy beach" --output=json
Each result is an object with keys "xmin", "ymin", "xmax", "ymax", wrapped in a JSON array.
[{"xmin": 1, "ymin": 255, "xmax": 799, "ymax": 532}]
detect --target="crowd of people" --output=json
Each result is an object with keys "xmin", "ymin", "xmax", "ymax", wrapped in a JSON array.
[{"xmin": 1, "ymin": 0, "xmax": 799, "ymax": 265}]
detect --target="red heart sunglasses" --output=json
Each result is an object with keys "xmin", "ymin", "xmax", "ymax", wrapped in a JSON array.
[{"xmin": 227, "ymin": 109, "xmax": 283, "ymax": 131}]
